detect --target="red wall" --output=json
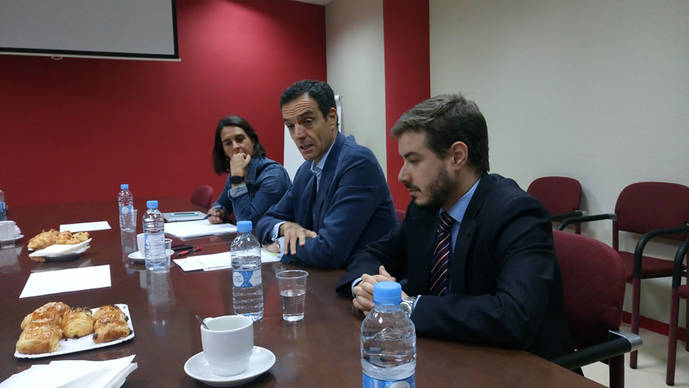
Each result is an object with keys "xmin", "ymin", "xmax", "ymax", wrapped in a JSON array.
[
  {"xmin": 0, "ymin": 0, "xmax": 326, "ymax": 207},
  {"xmin": 383, "ymin": 0, "xmax": 430, "ymax": 210}
]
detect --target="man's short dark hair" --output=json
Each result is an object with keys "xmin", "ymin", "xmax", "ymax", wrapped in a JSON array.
[
  {"xmin": 391, "ymin": 93, "xmax": 489, "ymax": 174},
  {"xmin": 280, "ymin": 80, "xmax": 336, "ymax": 120}
]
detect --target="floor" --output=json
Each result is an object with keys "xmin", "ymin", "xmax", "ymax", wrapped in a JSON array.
[{"xmin": 582, "ymin": 325, "xmax": 689, "ymax": 387}]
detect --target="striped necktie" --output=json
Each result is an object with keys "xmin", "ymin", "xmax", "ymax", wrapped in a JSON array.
[{"xmin": 428, "ymin": 211, "xmax": 456, "ymax": 296}]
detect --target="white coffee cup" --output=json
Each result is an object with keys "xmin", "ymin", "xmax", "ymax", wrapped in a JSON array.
[
  {"xmin": 136, "ymin": 233, "xmax": 145, "ymax": 253},
  {"xmin": 201, "ymin": 315, "xmax": 253, "ymax": 376},
  {"xmin": 0, "ymin": 221, "xmax": 21, "ymax": 247}
]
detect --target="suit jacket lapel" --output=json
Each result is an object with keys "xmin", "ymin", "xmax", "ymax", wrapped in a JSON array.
[
  {"xmin": 312, "ymin": 133, "xmax": 344, "ymax": 230},
  {"xmin": 448, "ymin": 174, "xmax": 492, "ymax": 294}
]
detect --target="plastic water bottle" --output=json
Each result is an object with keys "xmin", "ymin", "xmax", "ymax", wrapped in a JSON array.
[
  {"xmin": 0, "ymin": 186, "xmax": 6, "ymax": 221},
  {"xmin": 143, "ymin": 200, "xmax": 166, "ymax": 272},
  {"xmin": 230, "ymin": 220, "xmax": 263, "ymax": 321},
  {"xmin": 118, "ymin": 184, "xmax": 135, "ymax": 232},
  {"xmin": 361, "ymin": 281, "xmax": 416, "ymax": 388}
]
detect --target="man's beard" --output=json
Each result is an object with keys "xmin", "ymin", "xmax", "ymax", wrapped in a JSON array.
[{"xmin": 418, "ymin": 165, "xmax": 454, "ymax": 208}]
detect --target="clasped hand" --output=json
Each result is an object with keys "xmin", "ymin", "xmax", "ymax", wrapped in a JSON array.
[
  {"xmin": 352, "ymin": 266, "xmax": 406, "ymax": 316},
  {"xmin": 279, "ymin": 222, "xmax": 317, "ymax": 255},
  {"xmin": 230, "ymin": 153, "xmax": 251, "ymax": 181}
]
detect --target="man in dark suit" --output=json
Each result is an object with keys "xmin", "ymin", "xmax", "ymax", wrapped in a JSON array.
[
  {"xmin": 337, "ymin": 93, "xmax": 574, "ymax": 360},
  {"xmin": 256, "ymin": 80, "xmax": 397, "ymax": 269}
]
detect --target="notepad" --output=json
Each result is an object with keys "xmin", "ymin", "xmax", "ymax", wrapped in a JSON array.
[
  {"xmin": 173, "ymin": 249, "xmax": 281, "ymax": 272},
  {"xmin": 19, "ymin": 265, "xmax": 111, "ymax": 298},
  {"xmin": 60, "ymin": 221, "xmax": 111, "ymax": 232},
  {"xmin": 163, "ymin": 220, "xmax": 236, "ymax": 239}
]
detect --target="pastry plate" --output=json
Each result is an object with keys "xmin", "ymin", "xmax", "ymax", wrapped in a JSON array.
[
  {"xmin": 28, "ymin": 239, "xmax": 92, "ymax": 262},
  {"xmin": 14, "ymin": 303, "xmax": 135, "ymax": 359},
  {"xmin": 184, "ymin": 346, "xmax": 276, "ymax": 387}
]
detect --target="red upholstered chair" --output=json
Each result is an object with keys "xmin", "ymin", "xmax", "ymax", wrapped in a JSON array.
[
  {"xmin": 527, "ymin": 176, "xmax": 583, "ymax": 233},
  {"xmin": 552, "ymin": 230, "xmax": 641, "ymax": 388},
  {"xmin": 666, "ymin": 238, "xmax": 689, "ymax": 385},
  {"xmin": 558, "ymin": 182, "xmax": 689, "ymax": 369},
  {"xmin": 190, "ymin": 185, "xmax": 214, "ymax": 210}
]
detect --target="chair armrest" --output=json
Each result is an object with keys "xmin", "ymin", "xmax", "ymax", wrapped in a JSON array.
[
  {"xmin": 557, "ymin": 213, "xmax": 616, "ymax": 231},
  {"xmin": 633, "ymin": 225, "xmax": 689, "ymax": 279},
  {"xmin": 672, "ymin": 239, "xmax": 689, "ymax": 288},
  {"xmin": 553, "ymin": 330, "xmax": 642, "ymax": 370},
  {"xmin": 550, "ymin": 210, "xmax": 584, "ymax": 221}
]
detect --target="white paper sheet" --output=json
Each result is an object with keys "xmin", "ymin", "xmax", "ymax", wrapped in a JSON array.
[
  {"xmin": 173, "ymin": 249, "xmax": 281, "ymax": 272},
  {"xmin": 0, "ymin": 354, "xmax": 137, "ymax": 388},
  {"xmin": 60, "ymin": 221, "xmax": 111, "ymax": 233},
  {"xmin": 163, "ymin": 220, "xmax": 236, "ymax": 239},
  {"xmin": 19, "ymin": 265, "xmax": 112, "ymax": 298}
]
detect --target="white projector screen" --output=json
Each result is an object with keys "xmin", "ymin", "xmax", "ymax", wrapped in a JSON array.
[{"xmin": 0, "ymin": 0, "xmax": 178, "ymax": 60}]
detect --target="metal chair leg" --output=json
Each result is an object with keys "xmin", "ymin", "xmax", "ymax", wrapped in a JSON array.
[
  {"xmin": 667, "ymin": 290, "xmax": 679, "ymax": 385},
  {"xmin": 630, "ymin": 277, "xmax": 641, "ymax": 369}
]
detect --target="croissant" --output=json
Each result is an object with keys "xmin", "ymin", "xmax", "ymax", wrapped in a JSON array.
[
  {"xmin": 20, "ymin": 301, "xmax": 70, "ymax": 330},
  {"xmin": 61, "ymin": 307, "xmax": 94, "ymax": 339},
  {"xmin": 92, "ymin": 305, "xmax": 131, "ymax": 344},
  {"xmin": 16, "ymin": 324, "xmax": 63, "ymax": 354}
]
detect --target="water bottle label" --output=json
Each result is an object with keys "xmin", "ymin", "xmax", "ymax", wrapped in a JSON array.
[
  {"xmin": 120, "ymin": 205, "xmax": 132, "ymax": 215},
  {"xmin": 362, "ymin": 373, "xmax": 414, "ymax": 388},
  {"xmin": 233, "ymin": 269, "xmax": 262, "ymax": 288}
]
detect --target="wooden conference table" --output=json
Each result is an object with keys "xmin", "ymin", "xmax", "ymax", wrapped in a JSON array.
[{"xmin": 0, "ymin": 198, "xmax": 603, "ymax": 387}]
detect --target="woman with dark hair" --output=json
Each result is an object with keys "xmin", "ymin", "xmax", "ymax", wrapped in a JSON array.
[{"xmin": 208, "ymin": 115, "xmax": 291, "ymax": 225}]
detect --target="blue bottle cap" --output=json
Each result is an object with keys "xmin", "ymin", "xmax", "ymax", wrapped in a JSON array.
[
  {"xmin": 236, "ymin": 220, "xmax": 252, "ymax": 233},
  {"xmin": 146, "ymin": 200, "xmax": 158, "ymax": 209},
  {"xmin": 120, "ymin": 184, "xmax": 129, "ymax": 190},
  {"xmin": 373, "ymin": 281, "xmax": 402, "ymax": 305}
]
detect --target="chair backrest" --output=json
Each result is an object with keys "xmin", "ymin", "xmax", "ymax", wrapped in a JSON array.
[
  {"xmin": 190, "ymin": 185, "xmax": 214, "ymax": 210},
  {"xmin": 527, "ymin": 176, "xmax": 582, "ymax": 217},
  {"xmin": 614, "ymin": 182, "xmax": 689, "ymax": 240},
  {"xmin": 553, "ymin": 230, "xmax": 625, "ymax": 349}
]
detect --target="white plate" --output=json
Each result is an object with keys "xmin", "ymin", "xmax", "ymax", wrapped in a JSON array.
[
  {"xmin": 15, "ymin": 303, "xmax": 135, "ymax": 359},
  {"xmin": 28, "ymin": 238, "xmax": 92, "ymax": 258},
  {"xmin": 128, "ymin": 249, "xmax": 174, "ymax": 262},
  {"xmin": 184, "ymin": 346, "xmax": 275, "ymax": 387}
]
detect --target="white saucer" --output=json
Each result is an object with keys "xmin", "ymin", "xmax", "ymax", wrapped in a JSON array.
[
  {"xmin": 184, "ymin": 346, "xmax": 275, "ymax": 387},
  {"xmin": 0, "ymin": 234, "xmax": 23, "ymax": 243},
  {"xmin": 128, "ymin": 249, "xmax": 173, "ymax": 262}
]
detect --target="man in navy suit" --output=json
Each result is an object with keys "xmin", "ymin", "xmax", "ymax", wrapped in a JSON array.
[
  {"xmin": 256, "ymin": 80, "xmax": 397, "ymax": 269},
  {"xmin": 337, "ymin": 93, "xmax": 574, "ymax": 360}
]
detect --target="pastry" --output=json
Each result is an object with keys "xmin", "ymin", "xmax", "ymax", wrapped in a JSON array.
[
  {"xmin": 56, "ymin": 231, "xmax": 90, "ymax": 245},
  {"xmin": 61, "ymin": 307, "xmax": 94, "ymax": 339},
  {"xmin": 92, "ymin": 305, "xmax": 131, "ymax": 344},
  {"xmin": 27, "ymin": 229, "xmax": 59, "ymax": 250},
  {"xmin": 15, "ymin": 324, "xmax": 63, "ymax": 354},
  {"xmin": 20, "ymin": 301, "xmax": 70, "ymax": 330},
  {"xmin": 27, "ymin": 230, "xmax": 89, "ymax": 250}
]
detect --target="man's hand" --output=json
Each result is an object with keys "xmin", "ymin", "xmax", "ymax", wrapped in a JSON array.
[
  {"xmin": 263, "ymin": 241, "xmax": 280, "ymax": 253},
  {"xmin": 279, "ymin": 222, "xmax": 317, "ymax": 255},
  {"xmin": 207, "ymin": 207, "xmax": 225, "ymax": 224},
  {"xmin": 229, "ymin": 153, "xmax": 251, "ymax": 181},
  {"xmin": 352, "ymin": 266, "xmax": 396, "ymax": 315}
]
